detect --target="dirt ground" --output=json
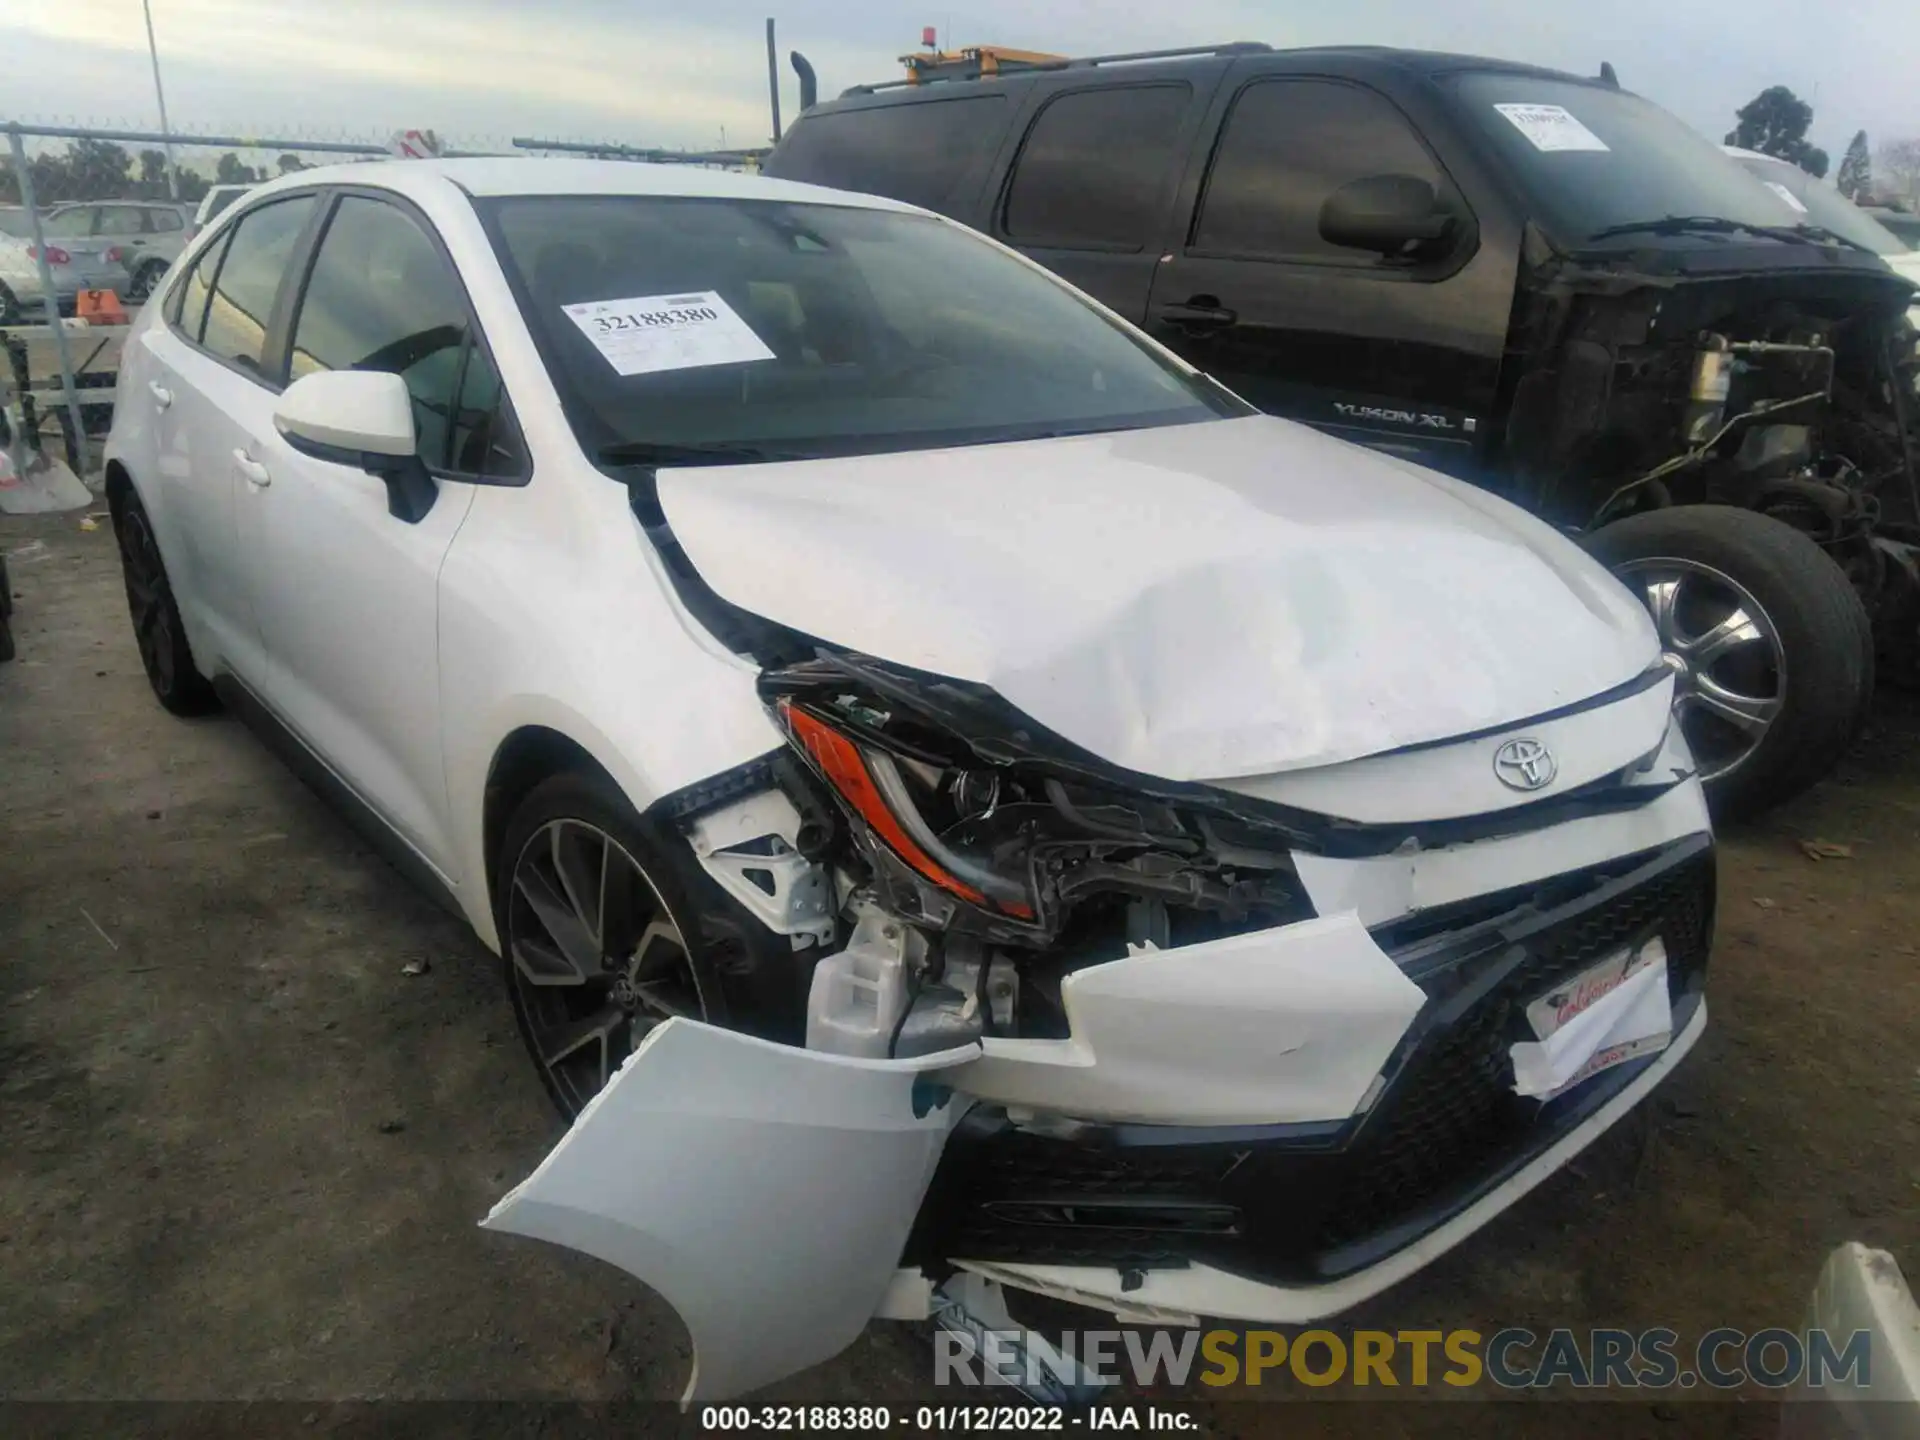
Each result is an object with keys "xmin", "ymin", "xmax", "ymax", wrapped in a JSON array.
[{"xmin": 2, "ymin": 505, "xmax": 1916, "ymax": 1435}]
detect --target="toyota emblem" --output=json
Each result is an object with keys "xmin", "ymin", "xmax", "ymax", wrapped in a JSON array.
[{"xmin": 1493, "ymin": 737, "xmax": 1557, "ymax": 792}]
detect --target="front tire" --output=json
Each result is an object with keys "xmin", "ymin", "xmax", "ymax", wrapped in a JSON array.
[
  {"xmin": 495, "ymin": 770, "xmax": 791, "ymax": 1119},
  {"xmin": 112, "ymin": 486, "xmax": 218, "ymax": 714},
  {"xmin": 1585, "ymin": 505, "xmax": 1872, "ymax": 822}
]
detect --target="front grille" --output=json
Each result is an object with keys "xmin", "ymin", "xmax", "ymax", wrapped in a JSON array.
[
  {"xmin": 914, "ymin": 839, "xmax": 1716, "ymax": 1284},
  {"xmin": 1315, "ymin": 848, "xmax": 1716, "ymax": 1250}
]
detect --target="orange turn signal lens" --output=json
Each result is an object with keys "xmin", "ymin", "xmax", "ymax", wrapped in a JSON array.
[{"xmin": 779, "ymin": 700, "xmax": 991, "ymax": 908}]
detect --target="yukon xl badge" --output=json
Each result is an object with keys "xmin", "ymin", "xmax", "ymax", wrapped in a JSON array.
[{"xmin": 1493, "ymin": 737, "xmax": 1557, "ymax": 792}]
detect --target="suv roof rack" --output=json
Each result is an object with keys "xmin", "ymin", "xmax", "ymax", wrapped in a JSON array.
[{"xmin": 840, "ymin": 40, "xmax": 1273, "ymax": 96}]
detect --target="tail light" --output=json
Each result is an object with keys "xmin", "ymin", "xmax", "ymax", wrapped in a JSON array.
[
  {"xmin": 27, "ymin": 245, "xmax": 71, "ymax": 265},
  {"xmin": 778, "ymin": 698, "xmax": 1034, "ymax": 919},
  {"xmin": 104, "ymin": 246, "xmax": 123, "ymax": 264}
]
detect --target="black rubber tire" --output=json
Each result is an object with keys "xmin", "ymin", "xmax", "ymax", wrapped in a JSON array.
[
  {"xmin": 127, "ymin": 261, "xmax": 167, "ymax": 303},
  {"xmin": 1585, "ymin": 505, "xmax": 1872, "ymax": 823},
  {"xmin": 112, "ymin": 485, "xmax": 219, "ymax": 715},
  {"xmin": 494, "ymin": 769, "xmax": 799, "ymax": 1119},
  {"xmin": 0, "ymin": 282, "xmax": 19, "ymax": 326}
]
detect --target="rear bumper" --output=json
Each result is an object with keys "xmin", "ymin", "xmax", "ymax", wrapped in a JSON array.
[{"xmin": 909, "ymin": 833, "xmax": 1714, "ymax": 1311}]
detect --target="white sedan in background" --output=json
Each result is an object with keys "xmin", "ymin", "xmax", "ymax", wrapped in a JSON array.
[{"xmin": 103, "ymin": 159, "xmax": 1715, "ymax": 1401}]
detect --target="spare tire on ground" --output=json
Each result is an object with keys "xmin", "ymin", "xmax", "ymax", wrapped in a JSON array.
[{"xmin": 1584, "ymin": 504, "xmax": 1873, "ymax": 823}]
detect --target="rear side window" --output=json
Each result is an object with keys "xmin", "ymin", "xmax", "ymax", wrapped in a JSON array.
[
  {"xmin": 168, "ymin": 227, "xmax": 233, "ymax": 338},
  {"xmin": 1003, "ymin": 85, "xmax": 1191, "ymax": 251},
  {"xmin": 202, "ymin": 196, "xmax": 315, "ymax": 375},
  {"xmin": 1193, "ymin": 80, "xmax": 1447, "ymax": 264},
  {"xmin": 766, "ymin": 96, "xmax": 1007, "ymax": 214},
  {"xmin": 150, "ymin": 209, "xmax": 183, "ymax": 233}
]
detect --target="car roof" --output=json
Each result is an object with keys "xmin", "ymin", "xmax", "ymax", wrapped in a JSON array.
[
  {"xmin": 830, "ymin": 43, "xmax": 1599, "ymax": 101},
  {"xmin": 238, "ymin": 157, "xmax": 917, "ymax": 213}
]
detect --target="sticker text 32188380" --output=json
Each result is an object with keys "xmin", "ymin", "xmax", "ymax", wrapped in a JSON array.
[{"xmin": 561, "ymin": 289, "xmax": 776, "ymax": 377}]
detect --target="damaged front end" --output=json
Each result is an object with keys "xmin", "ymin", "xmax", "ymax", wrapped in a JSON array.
[
  {"xmin": 488, "ymin": 628, "xmax": 1715, "ymax": 1402},
  {"xmin": 761, "ymin": 653, "xmax": 1327, "ymax": 1060},
  {"xmin": 1505, "ymin": 249, "xmax": 1920, "ymax": 676}
]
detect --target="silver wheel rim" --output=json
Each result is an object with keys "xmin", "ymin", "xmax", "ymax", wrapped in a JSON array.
[
  {"xmin": 505, "ymin": 818, "xmax": 706, "ymax": 1114},
  {"xmin": 1617, "ymin": 556, "xmax": 1786, "ymax": 785}
]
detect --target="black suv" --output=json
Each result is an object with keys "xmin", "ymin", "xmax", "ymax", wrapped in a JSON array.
[{"xmin": 766, "ymin": 43, "xmax": 1920, "ymax": 819}]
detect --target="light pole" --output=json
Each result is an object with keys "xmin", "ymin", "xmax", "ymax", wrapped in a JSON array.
[{"xmin": 141, "ymin": 0, "xmax": 181, "ymax": 200}]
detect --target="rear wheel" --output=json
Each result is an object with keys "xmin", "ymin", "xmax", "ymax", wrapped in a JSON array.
[
  {"xmin": 0, "ymin": 282, "xmax": 19, "ymax": 325},
  {"xmin": 112, "ymin": 487, "xmax": 218, "ymax": 714},
  {"xmin": 1585, "ymin": 505, "xmax": 1872, "ymax": 822}
]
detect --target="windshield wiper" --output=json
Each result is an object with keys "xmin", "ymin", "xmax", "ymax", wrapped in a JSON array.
[
  {"xmin": 1582, "ymin": 216, "xmax": 1820, "ymax": 247},
  {"xmin": 1788, "ymin": 223, "xmax": 1876, "ymax": 256},
  {"xmin": 595, "ymin": 439, "xmax": 800, "ymax": 467}
]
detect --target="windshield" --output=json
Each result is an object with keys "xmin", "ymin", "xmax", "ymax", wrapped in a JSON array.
[
  {"xmin": 482, "ymin": 195, "xmax": 1242, "ymax": 464},
  {"xmin": 1447, "ymin": 73, "xmax": 1803, "ymax": 248},
  {"xmin": 1732, "ymin": 156, "xmax": 1908, "ymax": 256}
]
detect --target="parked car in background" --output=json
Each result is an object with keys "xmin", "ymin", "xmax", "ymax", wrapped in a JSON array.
[
  {"xmin": 188, "ymin": 184, "xmax": 254, "ymax": 242},
  {"xmin": 40, "ymin": 201, "xmax": 192, "ymax": 304},
  {"xmin": 1726, "ymin": 146, "xmax": 1920, "ymax": 326},
  {"xmin": 104, "ymin": 157, "xmax": 1715, "ymax": 1402},
  {"xmin": 766, "ymin": 42, "xmax": 1920, "ymax": 819},
  {"xmin": 0, "ymin": 207, "xmax": 54, "ymax": 323}
]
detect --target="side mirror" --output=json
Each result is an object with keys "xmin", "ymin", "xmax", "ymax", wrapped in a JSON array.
[
  {"xmin": 1319, "ymin": 174, "xmax": 1459, "ymax": 258},
  {"xmin": 273, "ymin": 370, "xmax": 437, "ymax": 523}
]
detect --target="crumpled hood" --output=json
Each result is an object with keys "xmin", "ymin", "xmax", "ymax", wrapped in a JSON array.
[{"xmin": 656, "ymin": 415, "xmax": 1660, "ymax": 782}]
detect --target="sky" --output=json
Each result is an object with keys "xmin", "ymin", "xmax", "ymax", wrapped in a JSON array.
[{"xmin": 1, "ymin": 0, "xmax": 1914, "ymax": 166}]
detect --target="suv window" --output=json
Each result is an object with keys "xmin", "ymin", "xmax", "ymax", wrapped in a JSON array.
[
  {"xmin": 1003, "ymin": 85, "xmax": 1191, "ymax": 251},
  {"xmin": 766, "ymin": 96, "xmax": 1008, "ymax": 214},
  {"xmin": 202, "ymin": 196, "xmax": 315, "ymax": 376},
  {"xmin": 149, "ymin": 208, "xmax": 184, "ymax": 233},
  {"xmin": 289, "ymin": 195, "xmax": 506, "ymax": 473},
  {"xmin": 1193, "ymin": 79, "xmax": 1448, "ymax": 264}
]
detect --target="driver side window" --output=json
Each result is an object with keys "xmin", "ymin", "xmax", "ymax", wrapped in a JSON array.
[{"xmin": 289, "ymin": 196, "xmax": 496, "ymax": 471}]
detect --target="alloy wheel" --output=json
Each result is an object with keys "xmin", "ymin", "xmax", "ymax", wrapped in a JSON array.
[
  {"xmin": 505, "ymin": 818, "xmax": 708, "ymax": 1115},
  {"xmin": 1618, "ymin": 556, "xmax": 1786, "ymax": 784},
  {"xmin": 117, "ymin": 506, "xmax": 176, "ymax": 696}
]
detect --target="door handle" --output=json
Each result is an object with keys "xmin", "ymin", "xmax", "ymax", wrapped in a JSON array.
[
  {"xmin": 1155, "ymin": 301, "xmax": 1238, "ymax": 330},
  {"xmin": 234, "ymin": 449, "xmax": 271, "ymax": 488},
  {"xmin": 147, "ymin": 381, "xmax": 172, "ymax": 409}
]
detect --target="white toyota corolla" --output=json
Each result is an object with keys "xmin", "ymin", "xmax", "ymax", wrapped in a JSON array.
[{"xmin": 104, "ymin": 158, "xmax": 1714, "ymax": 1401}]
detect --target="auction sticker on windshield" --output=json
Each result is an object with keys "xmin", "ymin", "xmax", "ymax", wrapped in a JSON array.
[
  {"xmin": 561, "ymin": 290, "xmax": 775, "ymax": 377},
  {"xmin": 1493, "ymin": 103, "xmax": 1611, "ymax": 153}
]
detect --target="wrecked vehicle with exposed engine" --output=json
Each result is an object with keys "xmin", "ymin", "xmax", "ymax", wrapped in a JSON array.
[
  {"xmin": 103, "ymin": 158, "xmax": 1714, "ymax": 1402},
  {"xmin": 767, "ymin": 42, "xmax": 1920, "ymax": 820}
]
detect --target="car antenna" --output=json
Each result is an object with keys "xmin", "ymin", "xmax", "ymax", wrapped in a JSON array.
[{"xmin": 1598, "ymin": 61, "xmax": 1620, "ymax": 88}]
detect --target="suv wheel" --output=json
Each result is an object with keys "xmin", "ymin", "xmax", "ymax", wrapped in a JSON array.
[
  {"xmin": 0, "ymin": 282, "xmax": 19, "ymax": 325},
  {"xmin": 1585, "ymin": 505, "xmax": 1872, "ymax": 822},
  {"xmin": 497, "ymin": 770, "xmax": 795, "ymax": 1119},
  {"xmin": 112, "ymin": 487, "xmax": 218, "ymax": 714}
]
